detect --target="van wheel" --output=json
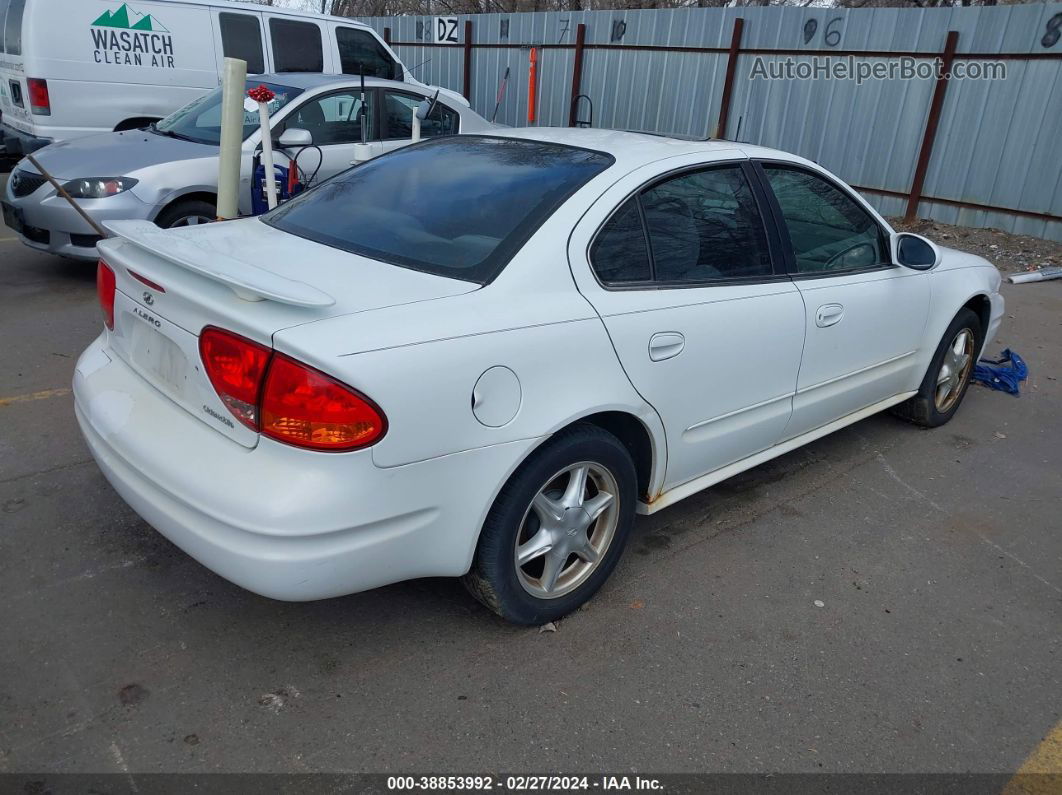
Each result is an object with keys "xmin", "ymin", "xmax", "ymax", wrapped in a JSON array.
[
  {"xmin": 463, "ymin": 424, "xmax": 637, "ymax": 625},
  {"xmin": 155, "ymin": 200, "xmax": 216, "ymax": 229},
  {"xmin": 891, "ymin": 308, "xmax": 982, "ymax": 428}
]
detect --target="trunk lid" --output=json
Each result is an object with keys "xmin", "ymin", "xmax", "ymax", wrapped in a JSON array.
[{"xmin": 98, "ymin": 217, "xmax": 479, "ymax": 447}]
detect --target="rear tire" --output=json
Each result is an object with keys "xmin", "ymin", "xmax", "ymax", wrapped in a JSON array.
[
  {"xmin": 155, "ymin": 200, "xmax": 216, "ymax": 229},
  {"xmin": 891, "ymin": 308, "xmax": 982, "ymax": 428},
  {"xmin": 463, "ymin": 424, "xmax": 637, "ymax": 625}
]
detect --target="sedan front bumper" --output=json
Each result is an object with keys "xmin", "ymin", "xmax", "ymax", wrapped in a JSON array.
[
  {"xmin": 73, "ymin": 334, "xmax": 531, "ymax": 601},
  {"xmin": 4, "ymin": 176, "xmax": 154, "ymax": 260}
]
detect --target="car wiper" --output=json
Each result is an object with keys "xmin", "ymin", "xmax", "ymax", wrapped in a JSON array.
[{"xmin": 147, "ymin": 124, "xmax": 197, "ymax": 143}]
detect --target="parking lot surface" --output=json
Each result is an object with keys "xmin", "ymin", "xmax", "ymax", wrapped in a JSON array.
[{"xmin": 1, "ymin": 220, "xmax": 1059, "ymax": 775}]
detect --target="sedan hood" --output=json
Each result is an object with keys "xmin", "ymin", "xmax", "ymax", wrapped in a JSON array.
[{"xmin": 22, "ymin": 130, "xmax": 216, "ymax": 181}]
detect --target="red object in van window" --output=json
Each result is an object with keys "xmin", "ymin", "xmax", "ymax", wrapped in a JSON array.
[{"xmin": 27, "ymin": 78, "xmax": 50, "ymax": 116}]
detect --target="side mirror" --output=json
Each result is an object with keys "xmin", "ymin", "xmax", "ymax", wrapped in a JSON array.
[
  {"xmin": 416, "ymin": 89, "xmax": 440, "ymax": 122},
  {"xmin": 277, "ymin": 128, "xmax": 313, "ymax": 149},
  {"xmin": 893, "ymin": 232, "xmax": 939, "ymax": 271}
]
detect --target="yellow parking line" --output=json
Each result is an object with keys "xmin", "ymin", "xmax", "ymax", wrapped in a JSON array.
[
  {"xmin": 0, "ymin": 235, "xmax": 19, "ymax": 242},
  {"xmin": 0, "ymin": 387, "xmax": 71, "ymax": 407},
  {"xmin": 1004, "ymin": 720, "xmax": 1062, "ymax": 795}
]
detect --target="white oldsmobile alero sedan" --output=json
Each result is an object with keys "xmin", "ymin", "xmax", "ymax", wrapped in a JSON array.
[{"xmin": 74, "ymin": 130, "xmax": 1004, "ymax": 624}]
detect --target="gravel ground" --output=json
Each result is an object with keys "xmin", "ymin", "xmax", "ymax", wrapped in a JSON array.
[{"xmin": 890, "ymin": 217, "xmax": 1061, "ymax": 275}]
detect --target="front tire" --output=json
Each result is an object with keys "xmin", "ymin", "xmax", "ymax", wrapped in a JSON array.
[
  {"xmin": 892, "ymin": 307, "xmax": 982, "ymax": 428},
  {"xmin": 155, "ymin": 199, "xmax": 216, "ymax": 229},
  {"xmin": 463, "ymin": 424, "xmax": 637, "ymax": 625}
]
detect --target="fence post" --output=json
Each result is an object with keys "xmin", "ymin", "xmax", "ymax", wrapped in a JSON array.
[
  {"xmin": 568, "ymin": 23, "xmax": 587, "ymax": 127},
  {"xmin": 383, "ymin": 26, "xmax": 390, "ymax": 45},
  {"xmin": 463, "ymin": 20, "xmax": 474, "ymax": 102},
  {"xmin": 905, "ymin": 30, "xmax": 959, "ymax": 222},
  {"xmin": 714, "ymin": 18, "xmax": 744, "ymax": 139}
]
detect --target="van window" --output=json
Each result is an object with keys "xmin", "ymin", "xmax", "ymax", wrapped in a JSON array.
[
  {"xmin": 219, "ymin": 13, "xmax": 265, "ymax": 75},
  {"xmin": 269, "ymin": 19, "xmax": 323, "ymax": 73},
  {"xmin": 336, "ymin": 27, "xmax": 399, "ymax": 80},
  {"xmin": 3, "ymin": 0, "xmax": 25, "ymax": 56}
]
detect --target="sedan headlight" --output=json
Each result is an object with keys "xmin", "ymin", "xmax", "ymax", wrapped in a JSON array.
[{"xmin": 61, "ymin": 177, "xmax": 139, "ymax": 199}]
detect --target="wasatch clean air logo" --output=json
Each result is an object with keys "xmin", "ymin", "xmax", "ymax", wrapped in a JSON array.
[{"xmin": 90, "ymin": 3, "xmax": 175, "ymax": 68}]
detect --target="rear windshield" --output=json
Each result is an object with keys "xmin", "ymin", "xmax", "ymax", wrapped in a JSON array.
[
  {"xmin": 263, "ymin": 136, "xmax": 614, "ymax": 284},
  {"xmin": 154, "ymin": 81, "xmax": 302, "ymax": 146}
]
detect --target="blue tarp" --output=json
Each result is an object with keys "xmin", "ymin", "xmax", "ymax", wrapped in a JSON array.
[{"xmin": 973, "ymin": 349, "xmax": 1028, "ymax": 395}]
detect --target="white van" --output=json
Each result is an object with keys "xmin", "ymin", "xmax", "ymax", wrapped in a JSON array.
[{"xmin": 0, "ymin": 0, "xmax": 431, "ymax": 155}]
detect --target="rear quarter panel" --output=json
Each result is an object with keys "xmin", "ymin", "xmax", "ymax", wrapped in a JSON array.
[{"xmin": 274, "ymin": 285, "xmax": 662, "ymax": 471}]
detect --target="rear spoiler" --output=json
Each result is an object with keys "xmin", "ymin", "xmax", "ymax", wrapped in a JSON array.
[{"xmin": 100, "ymin": 220, "xmax": 335, "ymax": 308}]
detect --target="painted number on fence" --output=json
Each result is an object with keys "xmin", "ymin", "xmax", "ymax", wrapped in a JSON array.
[{"xmin": 434, "ymin": 17, "xmax": 460, "ymax": 45}]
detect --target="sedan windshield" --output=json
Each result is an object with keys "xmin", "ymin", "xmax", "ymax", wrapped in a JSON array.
[
  {"xmin": 263, "ymin": 136, "xmax": 615, "ymax": 284},
  {"xmin": 154, "ymin": 81, "xmax": 303, "ymax": 145}
]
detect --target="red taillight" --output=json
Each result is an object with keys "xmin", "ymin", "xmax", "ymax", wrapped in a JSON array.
[
  {"xmin": 27, "ymin": 78, "xmax": 50, "ymax": 116},
  {"xmin": 199, "ymin": 328, "xmax": 271, "ymax": 430},
  {"xmin": 260, "ymin": 355, "xmax": 386, "ymax": 451},
  {"xmin": 198, "ymin": 328, "xmax": 386, "ymax": 451},
  {"xmin": 96, "ymin": 260, "xmax": 116, "ymax": 330}
]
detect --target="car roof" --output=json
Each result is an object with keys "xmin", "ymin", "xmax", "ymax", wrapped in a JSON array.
[
  {"xmin": 489, "ymin": 127, "xmax": 813, "ymax": 172},
  {"xmin": 161, "ymin": 0, "xmax": 372, "ymax": 28},
  {"xmin": 253, "ymin": 73, "xmax": 425, "ymax": 91}
]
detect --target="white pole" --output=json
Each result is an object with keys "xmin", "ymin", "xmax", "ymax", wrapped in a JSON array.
[
  {"xmin": 411, "ymin": 107, "xmax": 421, "ymax": 143},
  {"xmin": 257, "ymin": 99, "xmax": 278, "ymax": 210},
  {"xmin": 216, "ymin": 57, "xmax": 247, "ymax": 220}
]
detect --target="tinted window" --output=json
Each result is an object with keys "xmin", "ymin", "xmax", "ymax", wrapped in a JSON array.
[
  {"xmin": 155, "ymin": 81, "xmax": 302, "ymax": 145},
  {"xmin": 381, "ymin": 91, "xmax": 457, "ymax": 139},
  {"xmin": 265, "ymin": 136, "xmax": 614, "ymax": 284},
  {"xmin": 591, "ymin": 199, "xmax": 651, "ymax": 284},
  {"xmin": 219, "ymin": 13, "xmax": 264, "ymax": 74},
  {"xmin": 280, "ymin": 91, "xmax": 373, "ymax": 146},
  {"xmin": 763, "ymin": 166, "xmax": 887, "ymax": 273},
  {"xmin": 337, "ymin": 27, "xmax": 399, "ymax": 80},
  {"xmin": 642, "ymin": 166, "xmax": 771, "ymax": 283},
  {"xmin": 4, "ymin": 0, "xmax": 25, "ymax": 56},
  {"xmin": 269, "ymin": 19, "xmax": 323, "ymax": 73}
]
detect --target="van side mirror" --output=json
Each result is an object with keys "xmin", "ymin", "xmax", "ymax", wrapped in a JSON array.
[
  {"xmin": 893, "ymin": 232, "xmax": 939, "ymax": 271},
  {"xmin": 277, "ymin": 128, "xmax": 313, "ymax": 149}
]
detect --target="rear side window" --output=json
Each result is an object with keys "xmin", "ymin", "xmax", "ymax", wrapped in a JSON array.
[
  {"xmin": 265, "ymin": 136, "xmax": 614, "ymax": 284},
  {"xmin": 591, "ymin": 199, "xmax": 652, "ymax": 284},
  {"xmin": 3, "ymin": 0, "xmax": 25, "ymax": 56},
  {"xmin": 591, "ymin": 165, "xmax": 773, "ymax": 286},
  {"xmin": 219, "ymin": 13, "xmax": 264, "ymax": 75},
  {"xmin": 269, "ymin": 19, "xmax": 323, "ymax": 73},
  {"xmin": 336, "ymin": 27, "xmax": 399, "ymax": 80}
]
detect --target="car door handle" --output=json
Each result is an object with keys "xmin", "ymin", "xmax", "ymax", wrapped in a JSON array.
[
  {"xmin": 648, "ymin": 332, "xmax": 685, "ymax": 362},
  {"xmin": 815, "ymin": 304, "xmax": 845, "ymax": 328}
]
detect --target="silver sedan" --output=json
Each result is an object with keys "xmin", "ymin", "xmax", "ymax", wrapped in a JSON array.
[{"xmin": 1, "ymin": 73, "xmax": 493, "ymax": 260}]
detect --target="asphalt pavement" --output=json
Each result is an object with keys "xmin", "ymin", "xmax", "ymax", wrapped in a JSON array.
[{"xmin": 0, "ymin": 216, "xmax": 1059, "ymax": 778}]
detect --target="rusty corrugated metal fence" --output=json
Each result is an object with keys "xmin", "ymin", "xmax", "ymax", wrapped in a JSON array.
[{"xmin": 358, "ymin": 4, "xmax": 1062, "ymax": 242}]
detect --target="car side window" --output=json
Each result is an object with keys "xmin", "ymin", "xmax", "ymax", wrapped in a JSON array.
[
  {"xmin": 269, "ymin": 19, "xmax": 324, "ymax": 73},
  {"xmin": 219, "ymin": 13, "xmax": 265, "ymax": 75},
  {"xmin": 641, "ymin": 166, "xmax": 772, "ymax": 283},
  {"xmin": 590, "ymin": 166, "xmax": 773, "ymax": 287},
  {"xmin": 281, "ymin": 91, "xmax": 373, "ymax": 146},
  {"xmin": 337, "ymin": 27, "xmax": 400, "ymax": 80},
  {"xmin": 381, "ymin": 92, "xmax": 458, "ymax": 140},
  {"xmin": 590, "ymin": 198, "xmax": 652, "ymax": 285},
  {"xmin": 762, "ymin": 165, "xmax": 888, "ymax": 274}
]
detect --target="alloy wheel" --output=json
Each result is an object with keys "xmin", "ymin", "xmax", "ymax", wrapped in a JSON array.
[
  {"xmin": 935, "ymin": 328, "xmax": 974, "ymax": 412},
  {"xmin": 514, "ymin": 462, "xmax": 620, "ymax": 599}
]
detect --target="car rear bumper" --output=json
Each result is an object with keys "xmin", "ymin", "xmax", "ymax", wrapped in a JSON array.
[
  {"xmin": 1, "ymin": 121, "xmax": 52, "ymax": 155},
  {"xmin": 73, "ymin": 334, "xmax": 533, "ymax": 601}
]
